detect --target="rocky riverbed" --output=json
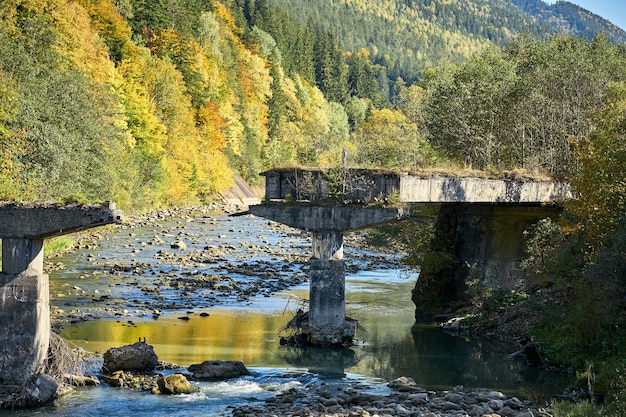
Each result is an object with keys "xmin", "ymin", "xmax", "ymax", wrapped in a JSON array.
[
  {"xmin": 48, "ymin": 203, "xmax": 399, "ymax": 327},
  {"xmin": 231, "ymin": 377, "xmax": 554, "ymax": 417},
  {"xmin": 45, "ymin": 203, "xmax": 561, "ymax": 416},
  {"xmin": 93, "ymin": 339, "xmax": 555, "ymax": 417}
]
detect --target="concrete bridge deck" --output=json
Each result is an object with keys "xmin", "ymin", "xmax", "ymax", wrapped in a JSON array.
[{"xmin": 259, "ymin": 168, "xmax": 572, "ymax": 204}]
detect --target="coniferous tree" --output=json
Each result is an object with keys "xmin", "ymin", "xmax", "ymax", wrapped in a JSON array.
[
  {"xmin": 314, "ymin": 31, "xmax": 348, "ymax": 104},
  {"xmin": 296, "ymin": 19, "xmax": 316, "ymax": 84},
  {"xmin": 267, "ymin": 63, "xmax": 286, "ymax": 139}
]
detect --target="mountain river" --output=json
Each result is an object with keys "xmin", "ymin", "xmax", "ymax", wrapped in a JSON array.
[{"xmin": 1, "ymin": 207, "xmax": 568, "ymax": 416}]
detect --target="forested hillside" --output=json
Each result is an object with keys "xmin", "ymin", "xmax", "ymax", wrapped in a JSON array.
[
  {"xmin": 0, "ymin": 0, "xmax": 395, "ymax": 210},
  {"xmin": 512, "ymin": 0, "xmax": 626, "ymax": 45},
  {"xmin": 271, "ymin": 0, "xmax": 626, "ymax": 83},
  {"xmin": 2, "ymin": 0, "xmax": 624, "ymax": 211}
]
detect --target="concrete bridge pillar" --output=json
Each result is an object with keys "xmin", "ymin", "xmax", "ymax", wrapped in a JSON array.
[
  {"xmin": 412, "ymin": 203, "xmax": 562, "ymax": 312},
  {"xmin": 249, "ymin": 204, "xmax": 406, "ymax": 346},
  {"xmin": 0, "ymin": 202, "xmax": 122, "ymax": 406},
  {"xmin": 3, "ymin": 238, "xmax": 44, "ymax": 275},
  {"xmin": 308, "ymin": 231, "xmax": 355, "ymax": 345},
  {"xmin": 1, "ymin": 238, "xmax": 49, "ymax": 394}
]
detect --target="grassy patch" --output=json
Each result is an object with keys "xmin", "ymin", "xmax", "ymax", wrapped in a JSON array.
[
  {"xmin": 552, "ymin": 400, "xmax": 604, "ymax": 417},
  {"xmin": 44, "ymin": 236, "xmax": 76, "ymax": 256}
]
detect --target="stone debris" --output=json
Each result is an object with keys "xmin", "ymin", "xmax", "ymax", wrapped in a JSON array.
[
  {"xmin": 187, "ymin": 360, "xmax": 250, "ymax": 380},
  {"xmin": 232, "ymin": 378, "xmax": 553, "ymax": 417},
  {"xmin": 155, "ymin": 374, "xmax": 196, "ymax": 395}
]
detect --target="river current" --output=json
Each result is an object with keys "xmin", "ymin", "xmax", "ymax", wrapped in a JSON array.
[{"xmin": 2, "ymin": 209, "xmax": 566, "ymax": 416}]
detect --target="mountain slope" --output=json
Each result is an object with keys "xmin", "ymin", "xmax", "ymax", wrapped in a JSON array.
[
  {"xmin": 511, "ymin": 0, "xmax": 626, "ymax": 44},
  {"xmin": 270, "ymin": 0, "xmax": 626, "ymax": 82}
]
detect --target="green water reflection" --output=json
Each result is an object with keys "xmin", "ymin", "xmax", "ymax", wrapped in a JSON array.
[{"xmin": 60, "ymin": 272, "xmax": 568, "ymax": 402}]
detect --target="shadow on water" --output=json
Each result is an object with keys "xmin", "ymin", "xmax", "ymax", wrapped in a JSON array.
[{"xmin": 355, "ymin": 318, "xmax": 572, "ymax": 403}]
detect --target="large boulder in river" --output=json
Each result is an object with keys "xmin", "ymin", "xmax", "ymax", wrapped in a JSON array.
[
  {"xmin": 102, "ymin": 342, "xmax": 159, "ymax": 373},
  {"xmin": 188, "ymin": 360, "xmax": 250, "ymax": 380}
]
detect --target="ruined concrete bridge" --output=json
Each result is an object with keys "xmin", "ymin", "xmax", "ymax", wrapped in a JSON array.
[
  {"xmin": 0, "ymin": 202, "xmax": 122, "ymax": 405},
  {"xmin": 249, "ymin": 168, "xmax": 572, "ymax": 346}
]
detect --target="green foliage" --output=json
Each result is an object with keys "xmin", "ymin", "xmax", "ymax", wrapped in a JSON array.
[
  {"xmin": 44, "ymin": 236, "xmax": 76, "ymax": 255},
  {"xmin": 552, "ymin": 400, "xmax": 604, "ymax": 417},
  {"xmin": 569, "ymin": 81, "xmax": 626, "ymax": 251},
  {"xmin": 351, "ymin": 108, "xmax": 438, "ymax": 171},
  {"xmin": 420, "ymin": 34, "xmax": 626, "ymax": 177},
  {"xmin": 465, "ymin": 266, "xmax": 494, "ymax": 312},
  {"xmin": 521, "ymin": 217, "xmax": 570, "ymax": 286},
  {"xmin": 551, "ymin": 361, "xmax": 626, "ymax": 416},
  {"xmin": 0, "ymin": 13, "xmax": 123, "ymax": 202},
  {"xmin": 533, "ymin": 219, "xmax": 626, "ymax": 365}
]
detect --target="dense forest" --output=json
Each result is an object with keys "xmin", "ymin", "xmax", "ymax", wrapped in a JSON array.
[
  {"xmin": 273, "ymin": 0, "xmax": 626, "ymax": 82},
  {"xmin": 1, "ymin": 0, "xmax": 624, "ymax": 210},
  {"xmin": 3, "ymin": 0, "xmax": 626, "ymax": 414}
]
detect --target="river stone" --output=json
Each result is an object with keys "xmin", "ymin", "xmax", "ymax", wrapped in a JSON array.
[
  {"xmin": 499, "ymin": 406, "xmax": 519, "ymax": 417},
  {"xmin": 489, "ymin": 399, "xmax": 504, "ymax": 410},
  {"xmin": 188, "ymin": 360, "xmax": 250, "ymax": 380},
  {"xmin": 388, "ymin": 376, "xmax": 417, "ymax": 389},
  {"xmin": 504, "ymin": 396, "xmax": 525, "ymax": 409},
  {"xmin": 171, "ymin": 240, "xmax": 187, "ymax": 249},
  {"xmin": 445, "ymin": 392, "xmax": 464, "ymax": 402},
  {"xmin": 21, "ymin": 374, "xmax": 58, "ymax": 406},
  {"xmin": 102, "ymin": 342, "xmax": 159, "ymax": 373},
  {"xmin": 156, "ymin": 374, "xmax": 195, "ymax": 395}
]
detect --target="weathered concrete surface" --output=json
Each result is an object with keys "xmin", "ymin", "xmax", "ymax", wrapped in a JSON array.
[
  {"xmin": 0, "ymin": 272, "xmax": 50, "ymax": 391},
  {"xmin": 0, "ymin": 201, "xmax": 123, "ymax": 406},
  {"xmin": 312, "ymin": 230, "xmax": 343, "ymax": 260},
  {"xmin": 248, "ymin": 205, "xmax": 407, "ymax": 232},
  {"xmin": 307, "ymin": 259, "xmax": 355, "ymax": 345},
  {"xmin": 452, "ymin": 204, "xmax": 562, "ymax": 290},
  {"xmin": 413, "ymin": 203, "xmax": 563, "ymax": 311},
  {"xmin": 2, "ymin": 238, "xmax": 44, "ymax": 276},
  {"xmin": 259, "ymin": 168, "xmax": 572, "ymax": 205},
  {"xmin": 0, "ymin": 201, "xmax": 123, "ymax": 239},
  {"xmin": 399, "ymin": 176, "xmax": 572, "ymax": 203}
]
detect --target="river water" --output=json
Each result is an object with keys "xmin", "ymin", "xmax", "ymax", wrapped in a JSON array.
[{"xmin": 2, "ymin": 209, "xmax": 567, "ymax": 416}]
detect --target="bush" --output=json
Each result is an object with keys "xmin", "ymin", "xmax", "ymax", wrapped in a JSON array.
[{"xmin": 552, "ymin": 401, "xmax": 604, "ymax": 417}]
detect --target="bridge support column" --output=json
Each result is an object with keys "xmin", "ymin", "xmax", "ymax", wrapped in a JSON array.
[
  {"xmin": 307, "ymin": 231, "xmax": 356, "ymax": 345},
  {"xmin": 413, "ymin": 203, "xmax": 562, "ymax": 313},
  {"xmin": 0, "ymin": 238, "xmax": 52, "ymax": 404}
]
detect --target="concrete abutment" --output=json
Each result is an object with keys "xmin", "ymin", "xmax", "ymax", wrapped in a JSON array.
[
  {"xmin": 0, "ymin": 202, "xmax": 122, "ymax": 407},
  {"xmin": 412, "ymin": 203, "xmax": 563, "ymax": 312}
]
